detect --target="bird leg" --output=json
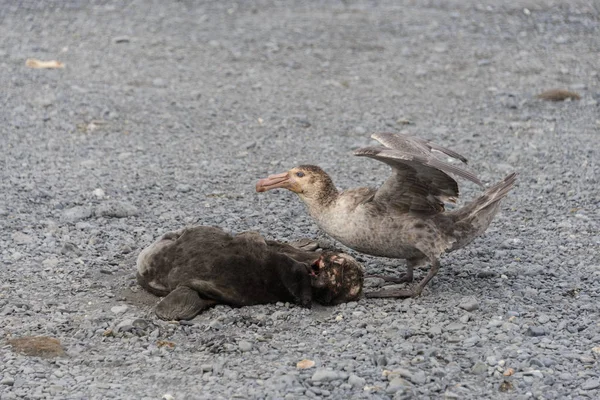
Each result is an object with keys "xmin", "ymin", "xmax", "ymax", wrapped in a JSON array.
[
  {"xmin": 365, "ymin": 264, "xmax": 413, "ymax": 284},
  {"xmin": 365, "ymin": 258, "xmax": 440, "ymax": 299},
  {"xmin": 365, "ymin": 257, "xmax": 419, "ymax": 284}
]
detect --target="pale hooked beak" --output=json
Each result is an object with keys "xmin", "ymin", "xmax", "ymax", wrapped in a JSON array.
[{"xmin": 256, "ymin": 172, "xmax": 301, "ymax": 193}]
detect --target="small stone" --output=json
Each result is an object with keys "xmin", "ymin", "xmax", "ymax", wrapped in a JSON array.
[
  {"xmin": 501, "ymin": 238, "xmax": 522, "ymax": 249},
  {"xmin": 460, "ymin": 314, "xmax": 470, "ymax": 323},
  {"xmin": 116, "ymin": 319, "xmax": 134, "ymax": 332},
  {"xmin": 471, "ymin": 361, "xmax": 488, "ymax": 375},
  {"xmin": 429, "ymin": 325, "xmax": 442, "ymax": 336},
  {"xmin": 580, "ymin": 355, "xmax": 595, "ymax": 364},
  {"xmin": 93, "ymin": 188, "xmax": 105, "ymax": 198},
  {"xmin": 459, "ymin": 297, "xmax": 479, "ymax": 311},
  {"xmin": 42, "ymin": 258, "xmax": 60, "ymax": 267},
  {"xmin": 60, "ymin": 242, "xmax": 82, "ymax": 256},
  {"xmin": 201, "ymin": 364, "xmax": 213, "ymax": 372},
  {"xmin": 530, "ymin": 358, "xmax": 544, "ymax": 368},
  {"xmin": 238, "ymin": 340, "xmax": 252, "ymax": 352},
  {"xmin": 348, "ymin": 374, "xmax": 365, "ymax": 388},
  {"xmin": 526, "ymin": 326, "xmax": 547, "ymax": 337},
  {"xmin": 296, "ymin": 359, "xmax": 315, "ymax": 369},
  {"xmin": 387, "ymin": 377, "xmax": 412, "ymax": 393},
  {"xmin": 111, "ymin": 305, "xmax": 128, "ymax": 314},
  {"xmin": 1, "ymin": 376, "xmax": 15, "ymax": 386},
  {"xmin": 62, "ymin": 206, "xmax": 93, "ymax": 223},
  {"xmin": 311, "ymin": 369, "xmax": 340, "ymax": 382},
  {"xmin": 95, "ymin": 201, "xmax": 139, "ymax": 218},
  {"xmin": 75, "ymin": 222, "xmax": 93, "ymax": 230},
  {"xmin": 537, "ymin": 314, "xmax": 550, "ymax": 324},
  {"xmin": 176, "ymin": 184, "xmax": 191, "ymax": 193},
  {"xmin": 113, "ymin": 36, "xmax": 130, "ymax": 44},
  {"xmin": 410, "ymin": 371, "xmax": 426, "ymax": 384},
  {"xmin": 208, "ymin": 320, "xmax": 223, "ymax": 330},
  {"xmin": 446, "ymin": 322, "xmax": 464, "ymax": 331},
  {"xmin": 152, "ymin": 78, "xmax": 168, "ymax": 88},
  {"xmin": 581, "ymin": 378, "xmax": 600, "ymax": 390},
  {"xmin": 12, "ymin": 232, "xmax": 34, "ymax": 244},
  {"xmin": 132, "ymin": 319, "xmax": 149, "ymax": 329}
]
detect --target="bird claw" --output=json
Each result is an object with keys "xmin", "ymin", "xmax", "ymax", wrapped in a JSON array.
[
  {"xmin": 289, "ymin": 238, "xmax": 334, "ymax": 252},
  {"xmin": 289, "ymin": 238, "xmax": 320, "ymax": 251}
]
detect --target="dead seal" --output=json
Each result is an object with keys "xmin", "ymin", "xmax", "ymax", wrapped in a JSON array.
[{"xmin": 136, "ymin": 226, "xmax": 364, "ymax": 320}]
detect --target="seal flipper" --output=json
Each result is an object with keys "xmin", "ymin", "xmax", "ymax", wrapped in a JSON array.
[{"xmin": 155, "ymin": 286, "xmax": 216, "ymax": 321}]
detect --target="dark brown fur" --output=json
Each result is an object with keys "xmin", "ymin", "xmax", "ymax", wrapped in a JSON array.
[{"xmin": 137, "ymin": 226, "xmax": 364, "ymax": 320}]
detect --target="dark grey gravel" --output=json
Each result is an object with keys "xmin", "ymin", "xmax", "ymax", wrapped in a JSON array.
[{"xmin": 1, "ymin": 1, "xmax": 599, "ymax": 399}]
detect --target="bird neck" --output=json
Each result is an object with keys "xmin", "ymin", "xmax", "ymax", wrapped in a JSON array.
[{"xmin": 298, "ymin": 179, "xmax": 339, "ymax": 214}]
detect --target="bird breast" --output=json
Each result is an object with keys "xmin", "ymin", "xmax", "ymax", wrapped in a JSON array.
[{"xmin": 310, "ymin": 200, "xmax": 429, "ymax": 259}]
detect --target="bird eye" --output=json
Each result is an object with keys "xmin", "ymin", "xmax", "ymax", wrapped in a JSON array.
[{"xmin": 296, "ymin": 171, "xmax": 305, "ymax": 178}]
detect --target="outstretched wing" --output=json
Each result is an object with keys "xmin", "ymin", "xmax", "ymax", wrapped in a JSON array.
[{"xmin": 354, "ymin": 133, "xmax": 482, "ymax": 215}]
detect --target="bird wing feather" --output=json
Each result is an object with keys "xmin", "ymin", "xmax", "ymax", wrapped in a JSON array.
[{"xmin": 354, "ymin": 134, "xmax": 482, "ymax": 214}]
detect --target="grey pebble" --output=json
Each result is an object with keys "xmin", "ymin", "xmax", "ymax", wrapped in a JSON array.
[
  {"xmin": 116, "ymin": 319, "xmax": 134, "ymax": 332},
  {"xmin": 12, "ymin": 232, "xmax": 34, "ymax": 244},
  {"xmin": 471, "ymin": 361, "xmax": 488, "ymax": 375},
  {"xmin": 152, "ymin": 78, "xmax": 168, "ymax": 88},
  {"xmin": 537, "ymin": 314, "xmax": 550, "ymax": 324},
  {"xmin": 176, "ymin": 184, "xmax": 191, "ymax": 193},
  {"xmin": 581, "ymin": 378, "xmax": 600, "ymax": 390},
  {"xmin": 387, "ymin": 377, "xmax": 412, "ymax": 393},
  {"xmin": 348, "ymin": 374, "xmax": 365, "ymax": 388},
  {"xmin": 429, "ymin": 325, "xmax": 442, "ymax": 336},
  {"xmin": 61, "ymin": 242, "xmax": 82, "ymax": 256},
  {"xmin": 1, "ymin": 376, "xmax": 15, "ymax": 386},
  {"xmin": 62, "ymin": 206, "xmax": 94, "ymax": 223},
  {"xmin": 95, "ymin": 202, "xmax": 139, "ymax": 218},
  {"xmin": 111, "ymin": 305, "xmax": 128, "ymax": 314},
  {"xmin": 238, "ymin": 340, "xmax": 252, "ymax": 352},
  {"xmin": 526, "ymin": 326, "xmax": 547, "ymax": 337},
  {"xmin": 458, "ymin": 297, "xmax": 479, "ymax": 311},
  {"xmin": 446, "ymin": 322, "xmax": 465, "ymax": 331},
  {"xmin": 311, "ymin": 369, "xmax": 340, "ymax": 382}
]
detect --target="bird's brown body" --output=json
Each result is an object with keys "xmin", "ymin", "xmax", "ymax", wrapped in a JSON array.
[{"xmin": 256, "ymin": 132, "xmax": 517, "ymax": 298}]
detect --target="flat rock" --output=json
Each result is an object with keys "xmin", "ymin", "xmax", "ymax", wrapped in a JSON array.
[
  {"xmin": 526, "ymin": 326, "xmax": 548, "ymax": 337},
  {"xmin": 116, "ymin": 319, "xmax": 134, "ymax": 332},
  {"xmin": 111, "ymin": 305, "xmax": 128, "ymax": 314},
  {"xmin": 12, "ymin": 232, "xmax": 34, "ymax": 244},
  {"xmin": 581, "ymin": 378, "xmax": 600, "ymax": 390},
  {"xmin": 387, "ymin": 377, "xmax": 412, "ymax": 393},
  {"xmin": 238, "ymin": 340, "xmax": 252, "ymax": 352},
  {"xmin": 62, "ymin": 206, "xmax": 94, "ymax": 223},
  {"xmin": 348, "ymin": 374, "xmax": 365, "ymax": 388},
  {"xmin": 95, "ymin": 201, "xmax": 139, "ymax": 218},
  {"xmin": 458, "ymin": 297, "xmax": 479, "ymax": 311},
  {"xmin": 311, "ymin": 369, "xmax": 340, "ymax": 382}
]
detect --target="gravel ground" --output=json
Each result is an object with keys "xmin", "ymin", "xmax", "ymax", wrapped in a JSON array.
[{"xmin": 1, "ymin": 1, "xmax": 599, "ymax": 399}]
